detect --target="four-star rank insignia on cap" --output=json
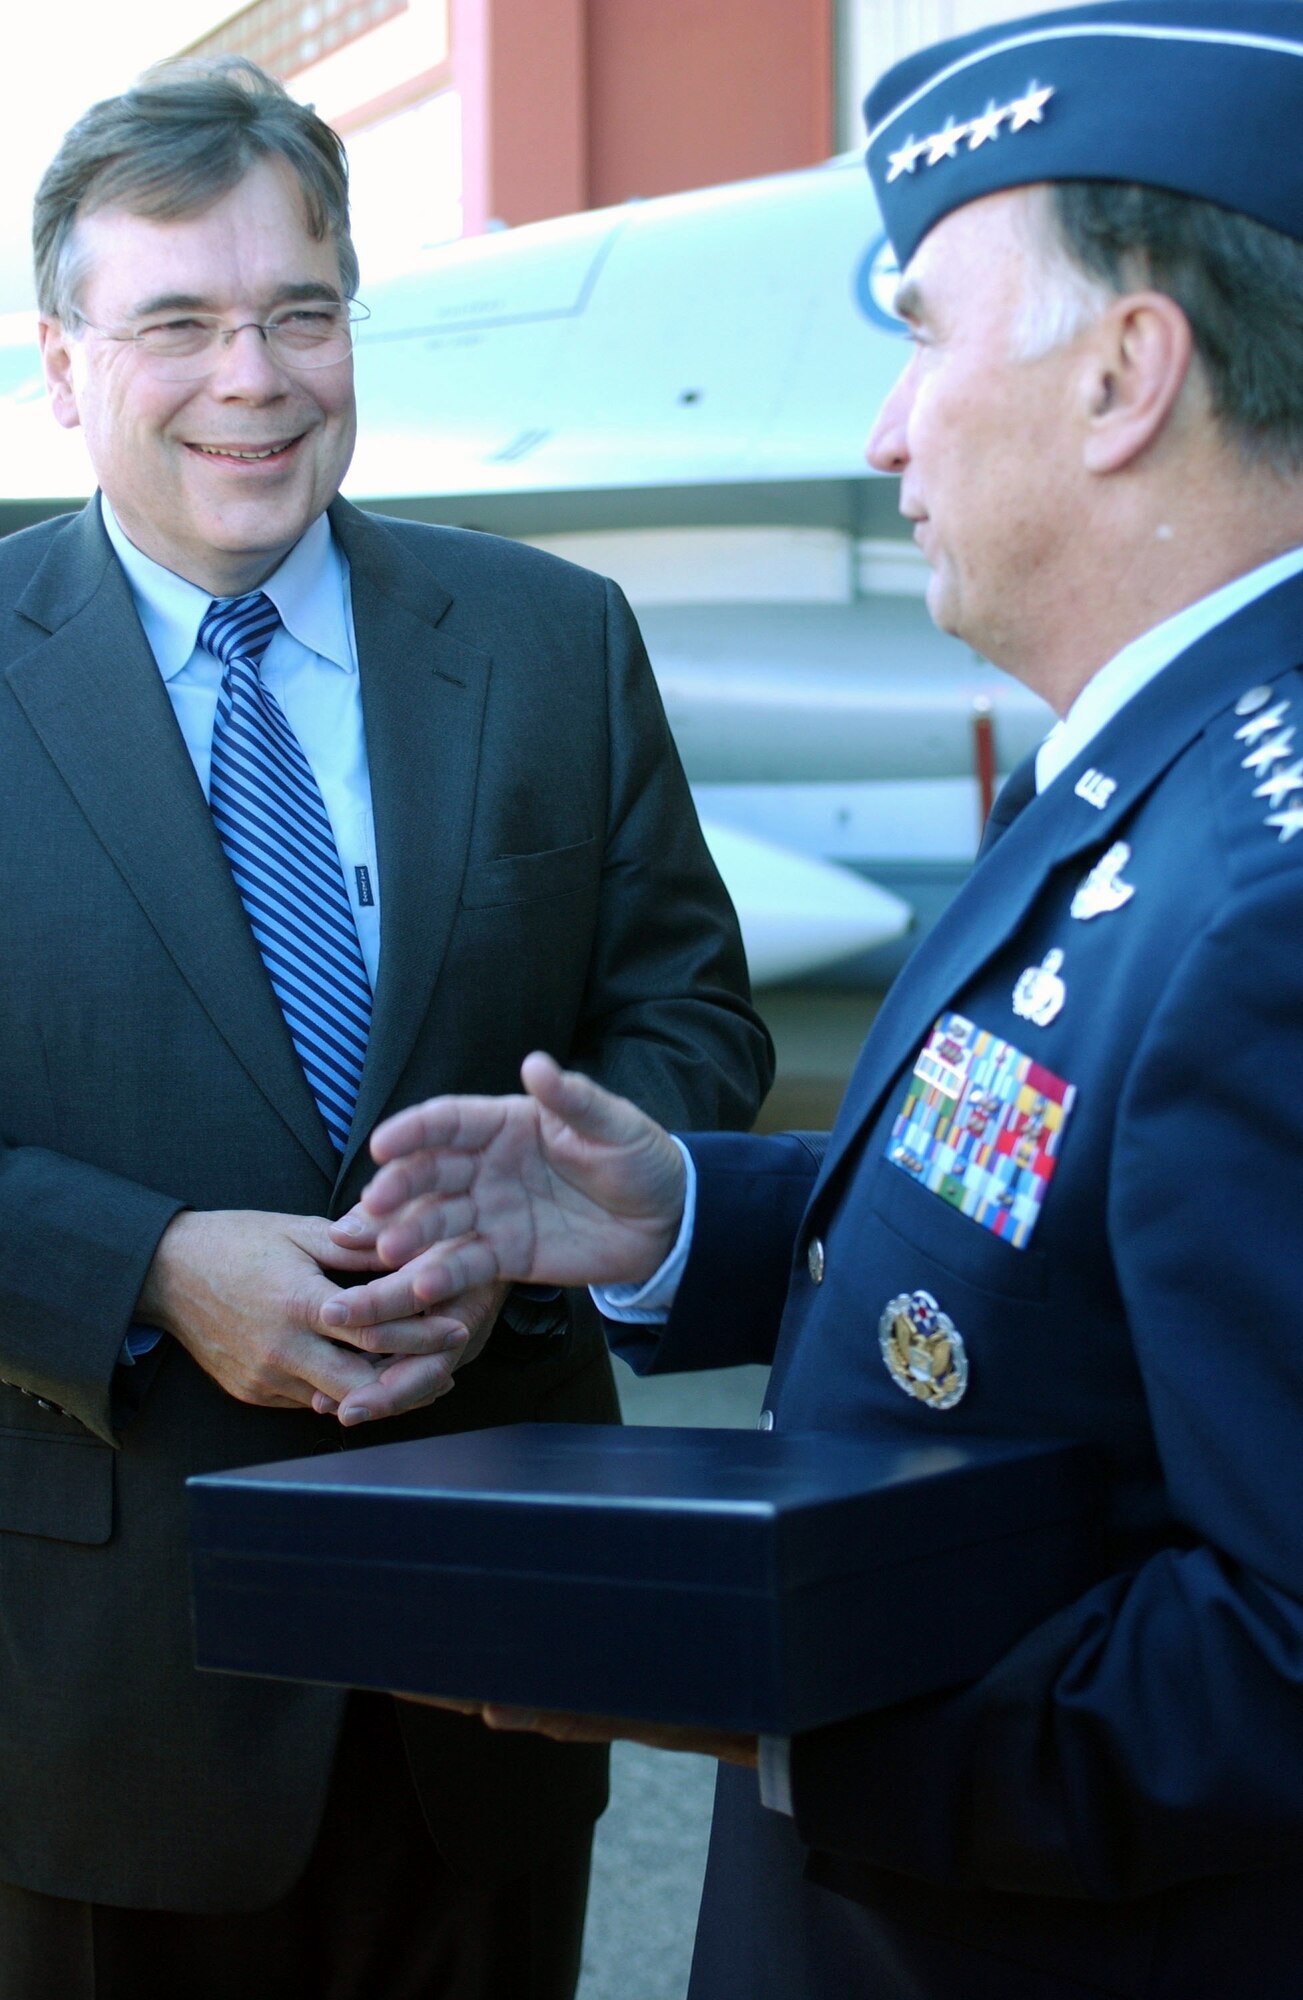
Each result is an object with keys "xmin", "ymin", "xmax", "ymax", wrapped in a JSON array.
[
  {"xmin": 886, "ymin": 83, "xmax": 1055, "ymax": 184},
  {"xmin": 878, "ymin": 1289, "xmax": 968, "ymax": 1409}
]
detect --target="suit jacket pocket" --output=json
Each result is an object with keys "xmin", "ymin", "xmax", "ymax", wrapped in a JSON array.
[
  {"xmin": 875, "ymin": 1160, "xmax": 1049, "ymax": 1302},
  {"xmin": 460, "ymin": 838, "xmax": 597, "ymax": 910},
  {"xmin": 0, "ymin": 1426, "xmax": 113, "ymax": 1543}
]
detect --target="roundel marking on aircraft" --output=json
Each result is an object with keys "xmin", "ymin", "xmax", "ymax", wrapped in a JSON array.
[{"xmin": 854, "ymin": 234, "xmax": 907, "ymax": 335}]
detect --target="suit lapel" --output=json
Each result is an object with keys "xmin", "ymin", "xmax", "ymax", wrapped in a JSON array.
[
  {"xmin": 329, "ymin": 502, "xmax": 491, "ymax": 1181},
  {"xmin": 5, "ymin": 502, "xmax": 337, "ymax": 1176},
  {"xmin": 812, "ymin": 571, "xmax": 1303, "ymax": 1208},
  {"xmin": 976, "ymin": 750, "xmax": 1039, "ymax": 856}
]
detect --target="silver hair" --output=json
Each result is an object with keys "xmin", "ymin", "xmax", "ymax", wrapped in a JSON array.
[
  {"xmin": 1008, "ymin": 188, "xmax": 1115, "ymax": 362},
  {"xmin": 1013, "ymin": 179, "xmax": 1303, "ymax": 474}
]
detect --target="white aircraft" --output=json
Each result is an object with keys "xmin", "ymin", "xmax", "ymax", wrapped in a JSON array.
[{"xmin": 0, "ymin": 155, "xmax": 1051, "ymax": 985}]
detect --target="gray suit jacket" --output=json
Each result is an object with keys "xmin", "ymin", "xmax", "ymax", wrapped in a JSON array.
[{"xmin": 0, "ymin": 496, "xmax": 771, "ymax": 1910}]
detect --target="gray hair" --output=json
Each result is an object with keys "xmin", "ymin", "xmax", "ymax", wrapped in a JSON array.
[
  {"xmin": 1009, "ymin": 193, "xmax": 1115, "ymax": 360},
  {"xmin": 34, "ymin": 57, "xmax": 358, "ymax": 321},
  {"xmin": 1012, "ymin": 181, "xmax": 1303, "ymax": 477}
]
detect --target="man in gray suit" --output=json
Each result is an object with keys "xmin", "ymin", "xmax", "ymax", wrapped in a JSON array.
[{"xmin": 0, "ymin": 58, "xmax": 771, "ymax": 2000}]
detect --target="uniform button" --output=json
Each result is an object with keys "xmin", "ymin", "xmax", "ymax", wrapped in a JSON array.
[
  {"xmin": 807, "ymin": 1237, "xmax": 825, "ymax": 1285},
  {"xmin": 757, "ymin": 1409, "xmax": 774, "ymax": 1432}
]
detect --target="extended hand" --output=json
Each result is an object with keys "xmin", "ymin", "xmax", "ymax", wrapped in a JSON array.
[
  {"xmin": 323, "ymin": 1053, "xmax": 686, "ymax": 1330},
  {"xmin": 136, "ymin": 1209, "xmax": 474, "ymax": 1422},
  {"xmin": 398, "ymin": 1693, "xmax": 757, "ymax": 1768}
]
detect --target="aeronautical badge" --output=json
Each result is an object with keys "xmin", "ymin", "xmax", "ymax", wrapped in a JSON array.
[
  {"xmin": 878, "ymin": 1290, "xmax": 968, "ymax": 1409},
  {"xmin": 1012, "ymin": 948, "xmax": 1066, "ymax": 1025},
  {"xmin": 1070, "ymin": 841, "xmax": 1135, "ymax": 920}
]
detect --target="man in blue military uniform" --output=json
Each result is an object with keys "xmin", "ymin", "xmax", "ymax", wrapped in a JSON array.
[{"xmin": 328, "ymin": 3, "xmax": 1303, "ymax": 1993}]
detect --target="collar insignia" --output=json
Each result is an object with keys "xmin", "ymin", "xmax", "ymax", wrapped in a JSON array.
[{"xmin": 1074, "ymin": 768, "xmax": 1117, "ymax": 811}]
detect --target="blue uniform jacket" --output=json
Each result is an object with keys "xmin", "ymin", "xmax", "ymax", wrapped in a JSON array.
[{"xmin": 618, "ymin": 569, "xmax": 1303, "ymax": 1999}]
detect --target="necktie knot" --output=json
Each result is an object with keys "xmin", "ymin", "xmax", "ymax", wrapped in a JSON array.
[{"xmin": 200, "ymin": 592, "xmax": 281, "ymax": 673}]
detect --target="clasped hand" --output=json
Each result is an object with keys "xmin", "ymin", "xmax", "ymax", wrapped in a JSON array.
[
  {"xmin": 138, "ymin": 1207, "xmax": 505, "ymax": 1426},
  {"xmin": 144, "ymin": 1053, "xmax": 686, "ymax": 1427}
]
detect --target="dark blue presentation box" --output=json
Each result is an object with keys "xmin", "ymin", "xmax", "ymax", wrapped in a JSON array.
[{"xmin": 188, "ymin": 1424, "xmax": 1098, "ymax": 1735}]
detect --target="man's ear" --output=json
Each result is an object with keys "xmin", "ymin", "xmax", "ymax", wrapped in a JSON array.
[
  {"xmin": 39, "ymin": 318, "xmax": 83, "ymax": 432},
  {"xmin": 1080, "ymin": 291, "xmax": 1195, "ymax": 474}
]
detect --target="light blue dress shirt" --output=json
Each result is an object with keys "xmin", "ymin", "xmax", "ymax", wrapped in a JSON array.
[
  {"xmin": 1035, "ymin": 543, "xmax": 1303, "ymax": 793},
  {"xmin": 105, "ymin": 498, "xmax": 381, "ymax": 1363},
  {"xmin": 101, "ymin": 498, "xmax": 382, "ymax": 988}
]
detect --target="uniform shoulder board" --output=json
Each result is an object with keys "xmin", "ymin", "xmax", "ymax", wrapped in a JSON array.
[{"xmin": 1214, "ymin": 665, "xmax": 1303, "ymax": 867}]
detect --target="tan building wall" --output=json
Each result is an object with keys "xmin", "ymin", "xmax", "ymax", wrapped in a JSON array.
[
  {"xmin": 585, "ymin": 0, "xmax": 833, "ymax": 209},
  {"xmin": 186, "ymin": 0, "xmax": 835, "ymax": 251},
  {"xmin": 460, "ymin": 0, "xmax": 834, "ymax": 230}
]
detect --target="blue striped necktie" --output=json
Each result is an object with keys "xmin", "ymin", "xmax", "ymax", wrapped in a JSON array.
[{"xmin": 201, "ymin": 591, "xmax": 372, "ymax": 1154}]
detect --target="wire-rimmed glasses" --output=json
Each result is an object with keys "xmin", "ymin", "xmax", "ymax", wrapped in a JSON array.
[{"xmin": 72, "ymin": 301, "xmax": 370, "ymax": 379}]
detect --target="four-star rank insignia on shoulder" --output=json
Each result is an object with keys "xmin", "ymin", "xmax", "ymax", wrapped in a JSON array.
[{"xmin": 1234, "ymin": 685, "xmax": 1303, "ymax": 843}]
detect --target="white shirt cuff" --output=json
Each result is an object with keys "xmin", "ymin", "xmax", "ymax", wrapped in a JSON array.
[
  {"xmin": 590, "ymin": 1138, "xmax": 697, "ymax": 1323},
  {"xmin": 757, "ymin": 1734, "xmax": 794, "ymax": 1815}
]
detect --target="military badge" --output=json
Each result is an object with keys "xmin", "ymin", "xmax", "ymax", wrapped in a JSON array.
[
  {"xmin": 1071, "ymin": 842, "xmax": 1135, "ymax": 920},
  {"xmin": 1074, "ymin": 768, "xmax": 1116, "ymax": 811},
  {"xmin": 878, "ymin": 1290, "xmax": 968, "ymax": 1409},
  {"xmin": 1012, "ymin": 948, "xmax": 1067, "ymax": 1026},
  {"xmin": 887, "ymin": 1012, "xmax": 1076, "ymax": 1249}
]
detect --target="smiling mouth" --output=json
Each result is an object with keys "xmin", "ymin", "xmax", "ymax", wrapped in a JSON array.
[{"xmin": 188, "ymin": 438, "xmax": 300, "ymax": 463}]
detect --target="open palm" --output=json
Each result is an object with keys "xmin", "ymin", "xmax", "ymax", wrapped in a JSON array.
[{"xmin": 325, "ymin": 1054, "xmax": 687, "ymax": 1329}]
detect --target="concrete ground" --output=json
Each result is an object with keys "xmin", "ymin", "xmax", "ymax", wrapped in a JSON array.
[{"xmin": 575, "ymin": 1359, "xmax": 769, "ymax": 2000}]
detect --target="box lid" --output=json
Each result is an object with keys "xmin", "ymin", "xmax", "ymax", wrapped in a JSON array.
[{"xmin": 189, "ymin": 1424, "xmax": 1092, "ymax": 1595}]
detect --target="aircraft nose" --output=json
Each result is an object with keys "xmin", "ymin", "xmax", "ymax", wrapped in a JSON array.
[{"xmin": 700, "ymin": 821, "xmax": 910, "ymax": 986}]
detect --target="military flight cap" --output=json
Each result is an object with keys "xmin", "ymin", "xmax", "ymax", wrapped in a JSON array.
[{"xmin": 864, "ymin": 1, "xmax": 1303, "ymax": 269}]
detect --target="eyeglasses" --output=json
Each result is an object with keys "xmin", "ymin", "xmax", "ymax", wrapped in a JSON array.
[{"xmin": 72, "ymin": 301, "xmax": 370, "ymax": 380}]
